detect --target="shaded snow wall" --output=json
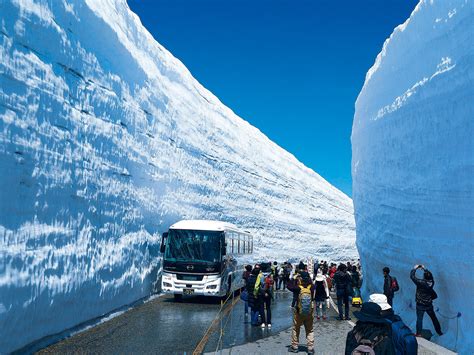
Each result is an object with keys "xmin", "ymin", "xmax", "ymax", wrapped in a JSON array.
[
  {"xmin": 352, "ymin": 0, "xmax": 473, "ymax": 353},
  {"xmin": 0, "ymin": 0, "xmax": 355, "ymax": 351}
]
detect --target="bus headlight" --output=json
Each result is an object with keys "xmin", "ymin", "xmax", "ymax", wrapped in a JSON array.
[
  {"xmin": 163, "ymin": 282, "xmax": 172, "ymax": 288},
  {"xmin": 206, "ymin": 285, "xmax": 218, "ymax": 289}
]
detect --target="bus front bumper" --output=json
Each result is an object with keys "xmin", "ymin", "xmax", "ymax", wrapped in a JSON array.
[{"xmin": 161, "ymin": 272, "xmax": 223, "ymax": 296}]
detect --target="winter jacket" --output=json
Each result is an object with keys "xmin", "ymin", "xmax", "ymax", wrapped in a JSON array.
[
  {"xmin": 242, "ymin": 271, "xmax": 251, "ymax": 286},
  {"xmin": 253, "ymin": 272, "xmax": 264, "ymax": 297},
  {"xmin": 246, "ymin": 274, "xmax": 260, "ymax": 309},
  {"xmin": 384, "ymin": 275, "xmax": 396, "ymax": 297},
  {"xmin": 334, "ymin": 270, "xmax": 352, "ymax": 295},
  {"xmin": 345, "ymin": 321, "xmax": 396, "ymax": 355},
  {"xmin": 410, "ymin": 269, "xmax": 435, "ymax": 306}
]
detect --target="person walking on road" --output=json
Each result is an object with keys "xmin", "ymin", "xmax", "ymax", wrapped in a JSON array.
[
  {"xmin": 314, "ymin": 274, "xmax": 329, "ymax": 320},
  {"xmin": 246, "ymin": 267, "xmax": 261, "ymax": 326},
  {"xmin": 259, "ymin": 272, "xmax": 274, "ymax": 328},
  {"xmin": 345, "ymin": 302, "xmax": 396, "ymax": 355},
  {"xmin": 370, "ymin": 293, "xmax": 418, "ymax": 355},
  {"xmin": 383, "ymin": 267, "xmax": 399, "ymax": 307},
  {"xmin": 242, "ymin": 265, "xmax": 252, "ymax": 319},
  {"xmin": 288, "ymin": 271, "xmax": 315, "ymax": 354},
  {"xmin": 334, "ymin": 263, "xmax": 352, "ymax": 320},
  {"xmin": 410, "ymin": 265, "xmax": 443, "ymax": 337}
]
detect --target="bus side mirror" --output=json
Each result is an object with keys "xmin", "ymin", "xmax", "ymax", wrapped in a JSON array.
[{"xmin": 160, "ymin": 232, "xmax": 168, "ymax": 254}]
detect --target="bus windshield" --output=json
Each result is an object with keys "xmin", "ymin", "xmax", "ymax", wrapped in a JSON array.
[{"xmin": 165, "ymin": 229, "xmax": 223, "ymax": 263}]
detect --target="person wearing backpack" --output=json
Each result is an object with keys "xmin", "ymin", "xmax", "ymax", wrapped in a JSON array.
[
  {"xmin": 383, "ymin": 267, "xmax": 399, "ymax": 307},
  {"xmin": 242, "ymin": 265, "xmax": 253, "ymax": 319},
  {"xmin": 370, "ymin": 293, "xmax": 418, "ymax": 355},
  {"xmin": 314, "ymin": 274, "xmax": 330, "ymax": 320},
  {"xmin": 287, "ymin": 271, "xmax": 315, "ymax": 354},
  {"xmin": 345, "ymin": 302, "xmax": 396, "ymax": 355},
  {"xmin": 334, "ymin": 263, "xmax": 353, "ymax": 320},
  {"xmin": 247, "ymin": 267, "xmax": 261, "ymax": 326},
  {"xmin": 410, "ymin": 265, "xmax": 443, "ymax": 337},
  {"xmin": 259, "ymin": 273, "xmax": 274, "ymax": 328}
]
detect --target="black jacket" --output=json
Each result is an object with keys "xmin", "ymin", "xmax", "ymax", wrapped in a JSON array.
[
  {"xmin": 410, "ymin": 269, "xmax": 435, "ymax": 306},
  {"xmin": 334, "ymin": 271, "xmax": 352, "ymax": 293},
  {"xmin": 345, "ymin": 321, "xmax": 396, "ymax": 355},
  {"xmin": 246, "ymin": 274, "xmax": 260, "ymax": 309},
  {"xmin": 384, "ymin": 275, "xmax": 394, "ymax": 297}
]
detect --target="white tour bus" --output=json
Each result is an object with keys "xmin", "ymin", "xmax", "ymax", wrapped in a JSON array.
[{"xmin": 160, "ymin": 220, "xmax": 253, "ymax": 299}]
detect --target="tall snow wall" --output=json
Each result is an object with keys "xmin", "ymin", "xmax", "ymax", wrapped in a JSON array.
[
  {"xmin": 352, "ymin": 0, "xmax": 473, "ymax": 353},
  {"xmin": 0, "ymin": 0, "xmax": 355, "ymax": 351}
]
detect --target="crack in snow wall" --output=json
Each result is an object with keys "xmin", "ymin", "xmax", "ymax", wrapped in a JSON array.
[
  {"xmin": 352, "ymin": 0, "xmax": 473, "ymax": 353},
  {"xmin": 0, "ymin": 0, "xmax": 355, "ymax": 351}
]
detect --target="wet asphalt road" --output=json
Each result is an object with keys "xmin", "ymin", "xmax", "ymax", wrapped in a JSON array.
[
  {"xmin": 39, "ymin": 291, "xmax": 299, "ymax": 354},
  {"xmin": 34, "ymin": 289, "xmax": 437, "ymax": 355}
]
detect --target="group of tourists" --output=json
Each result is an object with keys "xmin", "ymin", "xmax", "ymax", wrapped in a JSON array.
[
  {"xmin": 345, "ymin": 264, "xmax": 443, "ymax": 354},
  {"xmin": 242, "ymin": 263, "xmax": 275, "ymax": 328},
  {"xmin": 382, "ymin": 264, "xmax": 443, "ymax": 337},
  {"xmin": 241, "ymin": 259, "xmax": 443, "ymax": 354}
]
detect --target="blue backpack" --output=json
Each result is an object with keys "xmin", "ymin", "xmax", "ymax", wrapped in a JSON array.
[{"xmin": 390, "ymin": 319, "xmax": 417, "ymax": 355}]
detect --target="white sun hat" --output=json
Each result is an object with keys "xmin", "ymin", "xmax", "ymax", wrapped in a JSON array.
[{"xmin": 369, "ymin": 293, "xmax": 392, "ymax": 310}]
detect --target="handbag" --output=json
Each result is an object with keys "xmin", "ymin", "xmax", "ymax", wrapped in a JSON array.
[{"xmin": 240, "ymin": 289, "xmax": 248, "ymax": 301}]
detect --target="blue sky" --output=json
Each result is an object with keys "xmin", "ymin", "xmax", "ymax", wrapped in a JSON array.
[{"xmin": 128, "ymin": 0, "xmax": 418, "ymax": 196}]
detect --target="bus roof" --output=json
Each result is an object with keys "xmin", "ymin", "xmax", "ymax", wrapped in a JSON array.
[{"xmin": 169, "ymin": 220, "xmax": 250, "ymax": 234}]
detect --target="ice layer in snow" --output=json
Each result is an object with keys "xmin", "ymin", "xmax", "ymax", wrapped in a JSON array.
[
  {"xmin": 352, "ymin": 0, "xmax": 473, "ymax": 353},
  {"xmin": 0, "ymin": 0, "xmax": 355, "ymax": 351}
]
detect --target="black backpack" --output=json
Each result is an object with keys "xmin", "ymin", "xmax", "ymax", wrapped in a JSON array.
[
  {"xmin": 315, "ymin": 280, "xmax": 327, "ymax": 298},
  {"xmin": 351, "ymin": 331, "xmax": 391, "ymax": 355}
]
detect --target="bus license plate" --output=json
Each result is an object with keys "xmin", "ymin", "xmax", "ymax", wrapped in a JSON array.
[{"xmin": 183, "ymin": 289, "xmax": 194, "ymax": 295}]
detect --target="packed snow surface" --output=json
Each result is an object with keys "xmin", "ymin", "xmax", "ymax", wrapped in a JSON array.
[
  {"xmin": 0, "ymin": 0, "xmax": 355, "ymax": 351},
  {"xmin": 352, "ymin": 0, "xmax": 473, "ymax": 353}
]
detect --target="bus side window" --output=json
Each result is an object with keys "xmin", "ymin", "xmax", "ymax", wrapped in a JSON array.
[{"xmin": 226, "ymin": 233, "xmax": 232, "ymax": 254}]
